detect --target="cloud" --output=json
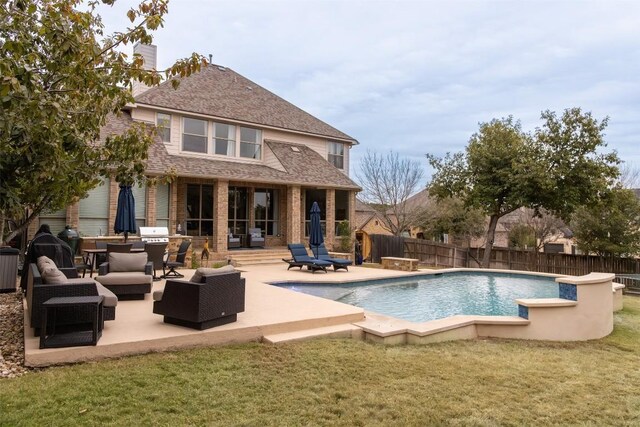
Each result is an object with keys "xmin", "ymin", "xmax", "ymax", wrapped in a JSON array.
[{"xmin": 100, "ymin": 0, "xmax": 640, "ymax": 175}]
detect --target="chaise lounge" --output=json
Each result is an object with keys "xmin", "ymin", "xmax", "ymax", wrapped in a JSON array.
[
  {"xmin": 311, "ymin": 243, "xmax": 352, "ymax": 271},
  {"xmin": 283, "ymin": 244, "xmax": 332, "ymax": 273}
]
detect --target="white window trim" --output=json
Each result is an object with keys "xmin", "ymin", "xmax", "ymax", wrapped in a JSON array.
[
  {"xmin": 179, "ymin": 116, "xmax": 263, "ymax": 162},
  {"xmin": 156, "ymin": 112, "xmax": 172, "ymax": 143},
  {"xmin": 328, "ymin": 141, "xmax": 345, "ymax": 169},
  {"xmin": 181, "ymin": 116, "xmax": 208, "ymax": 153}
]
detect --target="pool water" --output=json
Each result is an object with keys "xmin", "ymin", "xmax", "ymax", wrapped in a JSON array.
[{"xmin": 276, "ymin": 272, "xmax": 559, "ymax": 323}]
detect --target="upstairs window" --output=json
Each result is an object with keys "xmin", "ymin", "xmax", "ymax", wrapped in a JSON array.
[
  {"xmin": 156, "ymin": 113, "xmax": 171, "ymax": 143},
  {"xmin": 328, "ymin": 142, "xmax": 344, "ymax": 169},
  {"xmin": 239, "ymin": 127, "xmax": 262, "ymax": 159},
  {"xmin": 182, "ymin": 117, "xmax": 208, "ymax": 153},
  {"xmin": 214, "ymin": 123, "xmax": 236, "ymax": 156}
]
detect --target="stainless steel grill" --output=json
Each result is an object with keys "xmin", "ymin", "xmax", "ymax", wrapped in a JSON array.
[{"xmin": 139, "ymin": 226, "xmax": 170, "ymax": 243}]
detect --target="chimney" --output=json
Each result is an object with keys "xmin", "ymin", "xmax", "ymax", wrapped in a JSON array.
[{"xmin": 132, "ymin": 43, "xmax": 157, "ymax": 97}]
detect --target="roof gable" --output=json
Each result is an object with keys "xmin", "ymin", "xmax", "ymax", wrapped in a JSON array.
[{"xmin": 134, "ymin": 65, "xmax": 357, "ymax": 143}]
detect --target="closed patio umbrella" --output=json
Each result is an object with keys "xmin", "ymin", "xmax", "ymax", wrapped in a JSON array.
[
  {"xmin": 309, "ymin": 201, "xmax": 324, "ymax": 258},
  {"xmin": 114, "ymin": 184, "xmax": 137, "ymax": 242}
]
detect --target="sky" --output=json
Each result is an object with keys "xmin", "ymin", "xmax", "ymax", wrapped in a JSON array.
[{"xmin": 100, "ymin": 0, "xmax": 640, "ymax": 182}]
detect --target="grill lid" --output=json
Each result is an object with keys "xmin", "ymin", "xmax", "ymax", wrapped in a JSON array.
[{"xmin": 139, "ymin": 226, "xmax": 169, "ymax": 237}]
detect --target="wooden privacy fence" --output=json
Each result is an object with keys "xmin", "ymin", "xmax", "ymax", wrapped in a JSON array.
[{"xmin": 372, "ymin": 235, "xmax": 640, "ymax": 278}]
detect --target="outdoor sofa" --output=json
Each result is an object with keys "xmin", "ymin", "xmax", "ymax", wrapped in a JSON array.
[{"xmin": 27, "ymin": 257, "xmax": 117, "ymax": 335}]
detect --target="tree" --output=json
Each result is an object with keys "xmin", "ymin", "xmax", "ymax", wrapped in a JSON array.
[
  {"xmin": 571, "ymin": 187, "xmax": 640, "ymax": 257},
  {"xmin": 504, "ymin": 208, "xmax": 566, "ymax": 251},
  {"xmin": 428, "ymin": 116, "xmax": 535, "ymax": 267},
  {"xmin": 418, "ymin": 197, "xmax": 485, "ymax": 245},
  {"xmin": 428, "ymin": 109, "xmax": 619, "ymax": 268},
  {"xmin": 619, "ymin": 161, "xmax": 640, "ymax": 189},
  {"xmin": 0, "ymin": 0, "xmax": 206, "ymax": 245},
  {"xmin": 356, "ymin": 150, "xmax": 424, "ymax": 236}
]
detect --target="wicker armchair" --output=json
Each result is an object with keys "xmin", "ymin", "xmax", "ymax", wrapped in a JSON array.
[
  {"xmin": 27, "ymin": 263, "xmax": 117, "ymax": 335},
  {"xmin": 153, "ymin": 271, "xmax": 245, "ymax": 330}
]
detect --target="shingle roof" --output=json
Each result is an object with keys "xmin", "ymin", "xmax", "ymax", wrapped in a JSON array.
[
  {"xmin": 134, "ymin": 64, "xmax": 357, "ymax": 144},
  {"xmin": 101, "ymin": 112, "xmax": 360, "ymax": 190}
]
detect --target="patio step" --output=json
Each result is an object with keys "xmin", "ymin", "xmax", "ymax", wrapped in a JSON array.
[
  {"xmin": 231, "ymin": 249, "xmax": 291, "ymax": 266},
  {"xmin": 262, "ymin": 324, "xmax": 363, "ymax": 344}
]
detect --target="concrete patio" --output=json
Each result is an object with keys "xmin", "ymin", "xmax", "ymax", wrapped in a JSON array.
[{"xmin": 24, "ymin": 264, "xmax": 419, "ymax": 367}]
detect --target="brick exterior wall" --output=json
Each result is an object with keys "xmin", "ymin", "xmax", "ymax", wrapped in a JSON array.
[
  {"xmin": 326, "ymin": 189, "xmax": 336, "ymax": 248},
  {"xmin": 146, "ymin": 184, "xmax": 157, "ymax": 226},
  {"xmin": 286, "ymin": 185, "xmax": 301, "ymax": 244},
  {"xmin": 214, "ymin": 180, "xmax": 228, "ymax": 253}
]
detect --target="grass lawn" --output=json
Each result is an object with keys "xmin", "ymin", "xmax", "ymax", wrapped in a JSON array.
[{"xmin": 2, "ymin": 297, "xmax": 640, "ymax": 426}]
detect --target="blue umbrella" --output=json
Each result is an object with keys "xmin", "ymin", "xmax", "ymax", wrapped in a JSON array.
[
  {"xmin": 309, "ymin": 201, "xmax": 324, "ymax": 258},
  {"xmin": 114, "ymin": 184, "xmax": 137, "ymax": 242}
]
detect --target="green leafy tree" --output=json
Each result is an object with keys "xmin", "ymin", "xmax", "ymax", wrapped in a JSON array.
[
  {"xmin": 428, "ymin": 109, "xmax": 619, "ymax": 268},
  {"xmin": 0, "ymin": 0, "xmax": 206, "ymax": 245},
  {"xmin": 571, "ymin": 187, "xmax": 640, "ymax": 257}
]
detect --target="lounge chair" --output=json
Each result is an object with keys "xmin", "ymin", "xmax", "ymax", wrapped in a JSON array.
[
  {"xmin": 311, "ymin": 243, "xmax": 352, "ymax": 271},
  {"xmin": 247, "ymin": 228, "xmax": 265, "ymax": 248},
  {"xmin": 283, "ymin": 244, "xmax": 332, "ymax": 273},
  {"xmin": 153, "ymin": 266, "xmax": 245, "ymax": 330}
]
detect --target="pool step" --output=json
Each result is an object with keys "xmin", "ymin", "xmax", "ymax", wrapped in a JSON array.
[{"xmin": 262, "ymin": 324, "xmax": 363, "ymax": 344}]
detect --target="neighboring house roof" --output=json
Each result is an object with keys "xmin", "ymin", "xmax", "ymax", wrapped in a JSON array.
[
  {"xmin": 134, "ymin": 64, "xmax": 357, "ymax": 144},
  {"xmin": 355, "ymin": 198, "xmax": 376, "ymax": 213},
  {"xmin": 101, "ymin": 112, "xmax": 360, "ymax": 190},
  {"xmin": 404, "ymin": 188, "xmax": 431, "ymax": 211}
]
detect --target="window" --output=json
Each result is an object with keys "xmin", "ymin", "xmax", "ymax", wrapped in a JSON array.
[
  {"xmin": 157, "ymin": 113, "xmax": 171, "ymax": 143},
  {"xmin": 39, "ymin": 208, "xmax": 67, "ymax": 236},
  {"xmin": 131, "ymin": 183, "xmax": 147, "ymax": 231},
  {"xmin": 186, "ymin": 184, "xmax": 214, "ymax": 236},
  {"xmin": 214, "ymin": 123, "xmax": 236, "ymax": 156},
  {"xmin": 155, "ymin": 183, "xmax": 170, "ymax": 228},
  {"xmin": 228, "ymin": 187, "xmax": 249, "ymax": 235},
  {"xmin": 254, "ymin": 189, "xmax": 279, "ymax": 236},
  {"xmin": 304, "ymin": 189, "xmax": 326, "ymax": 237},
  {"xmin": 79, "ymin": 178, "xmax": 110, "ymax": 236},
  {"xmin": 328, "ymin": 142, "xmax": 344, "ymax": 169},
  {"xmin": 334, "ymin": 190, "xmax": 349, "ymax": 235},
  {"xmin": 182, "ymin": 117, "xmax": 208, "ymax": 153},
  {"xmin": 239, "ymin": 127, "xmax": 262, "ymax": 159}
]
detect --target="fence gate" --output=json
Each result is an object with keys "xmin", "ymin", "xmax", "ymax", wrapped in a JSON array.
[{"xmin": 370, "ymin": 234, "xmax": 405, "ymax": 263}]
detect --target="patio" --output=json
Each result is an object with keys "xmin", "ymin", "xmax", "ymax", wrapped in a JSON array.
[{"xmin": 23, "ymin": 264, "xmax": 417, "ymax": 367}]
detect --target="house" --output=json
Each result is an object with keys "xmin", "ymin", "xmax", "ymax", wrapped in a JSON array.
[{"xmin": 35, "ymin": 44, "xmax": 360, "ymax": 257}]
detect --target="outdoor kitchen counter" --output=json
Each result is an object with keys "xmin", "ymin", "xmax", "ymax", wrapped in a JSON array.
[{"xmin": 80, "ymin": 236, "xmax": 192, "ymax": 254}]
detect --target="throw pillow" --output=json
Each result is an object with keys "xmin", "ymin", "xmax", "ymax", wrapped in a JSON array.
[
  {"xmin": 40, "ymin": 265, "xmax": 67, "ymax": 284},
  {"xmin": 109, "ymin": 252, "xmax": 148, "ymax": 272},
  {"xmin": 36, "ymin": 255, "xmax": 56, "ymax": 273},
  {"xmin": 190, "ymin": 265, "xmax": 235, "ymax": 283}
]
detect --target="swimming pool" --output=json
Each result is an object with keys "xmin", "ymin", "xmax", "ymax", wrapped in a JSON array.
[{"xmin": 275, "ymin": 272, "xmax": 559, "ymax": 323}]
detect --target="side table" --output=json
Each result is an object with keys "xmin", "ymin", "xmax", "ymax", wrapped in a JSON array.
[{"xmin": 40, "ymin": 296, "xmax": 104, "ymax": 349}]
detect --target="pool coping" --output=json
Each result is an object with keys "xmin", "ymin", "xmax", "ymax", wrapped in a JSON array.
[{"xmin": 269, "ymin": 267, "xmax": 624, "ymax": 344}]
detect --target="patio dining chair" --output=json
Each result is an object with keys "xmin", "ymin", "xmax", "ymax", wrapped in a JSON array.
[{"xmin": 162, "ymin": 240, "xmax": 191, "ymax": 278}]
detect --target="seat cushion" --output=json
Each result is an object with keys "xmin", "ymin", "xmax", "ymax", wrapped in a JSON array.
[
  {"xmin": 108, "ymin": 252, "xmax": 148, "ymax": 272},
  {"xmin": 190, "ymin": 265, "xmax": 235, "ymax": 283},
  {"xmin": 95, "ymin": 283, "xmax": 118, "ymax": 307},
  {"xmin": 152, "ymin": 290, "xmax": 164, "ymax": 302},
  {"xmin": 95, "ymin": 272, "xmax": 153, "ymax": 286}
]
